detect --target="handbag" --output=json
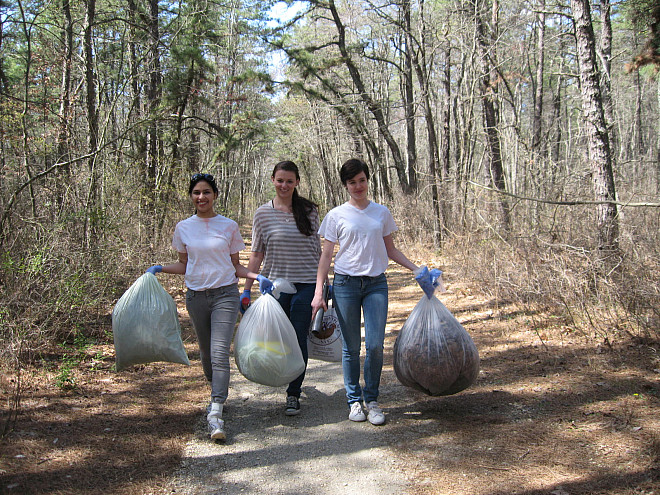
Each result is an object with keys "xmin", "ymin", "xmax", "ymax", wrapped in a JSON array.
[{"xmin": 307, "ymin": 298, "xmax": 342, "ymax": 362}]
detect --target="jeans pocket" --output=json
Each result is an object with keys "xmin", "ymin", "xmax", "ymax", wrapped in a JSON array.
[
  {"xmin": 185, "ymin": 290, "xmax": 196, "ymax": 302},
  {"xmin": 333, "ymin": 274, "xmax": 349, "ymax": 287}
]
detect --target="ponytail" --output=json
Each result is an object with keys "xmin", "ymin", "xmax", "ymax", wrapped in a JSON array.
[{"xmin": 292, "ymin": 189, "xmax": 317, "ymax": 236}]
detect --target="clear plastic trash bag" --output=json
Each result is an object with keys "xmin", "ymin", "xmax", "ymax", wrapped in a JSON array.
[
  {"xmin": 234, "ymin": 279, "xmax": 305, "ymax": 386},
  {"xmin": 393, "ymin": 295, "xmax": 479, "ymax": 396},
  {"xmin": 112, "ymin": 273, "xmax": 190, "ymax": 371}
]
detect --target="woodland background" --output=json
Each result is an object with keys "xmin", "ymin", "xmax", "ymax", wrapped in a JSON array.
[{"xmin": 1, "ymin": 0, "xmax": 659, "ymax": 434}]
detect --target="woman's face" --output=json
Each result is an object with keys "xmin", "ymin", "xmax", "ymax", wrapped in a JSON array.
[
  {"xmin": 190, "ymin": 180, "xmax": 217, "ymax": 216},
  {"xmin": 344, "ymin": 171, "xmax": 369, "ymax": 202},
  {"xmin": 272, "ymin": 169, "xmax": 299, "ymax": 201}
]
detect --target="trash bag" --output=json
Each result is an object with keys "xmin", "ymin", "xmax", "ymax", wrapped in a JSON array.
[
  {"xmin": 112, "ymin": 273, "xmax": 190, "ymax": 371},
  {"xmin": 234, "ymin": 279, "xmax": 305, "ymax": 386},
  {"xmin": 393, "ymin": 296, "xmax": 479, "ymax": 396},
  {"xmin": 307, "ymin": 301, "xmax": 342, "ymax": 362}
]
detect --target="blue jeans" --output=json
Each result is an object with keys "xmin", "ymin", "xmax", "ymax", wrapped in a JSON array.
[
  {"xmin": 332, "ymin": 273, "xmax": 388, "ymax": 404},
  {"xmin": 275, "ymin": 283, "xmax": 315, "ymax": 398},
  {"xmin": 186, "ymin": 284, "xmax": 240, "ymax": 403}
]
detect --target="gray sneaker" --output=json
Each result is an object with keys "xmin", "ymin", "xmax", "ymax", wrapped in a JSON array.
[
  {"xmin": 366, "ymin": 401, "xmax": 385, "ymax": 425},
  {"xmin": 285, "ymin": 396, "xmax": 300, "ymax": 416},
  {"xmin": 348, "ymin": 401, "xmax": 366, "ymax": 422}
]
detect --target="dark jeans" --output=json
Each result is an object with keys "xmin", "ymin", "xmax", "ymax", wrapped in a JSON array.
[{"xmin": 275, "ymin": 282, "xmax": 315, "ymax": 398}]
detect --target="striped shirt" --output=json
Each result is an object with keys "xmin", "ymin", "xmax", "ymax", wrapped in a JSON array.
[{"xmin": 251, "ymin": 201, "xmax": 321, "ymax": 283}]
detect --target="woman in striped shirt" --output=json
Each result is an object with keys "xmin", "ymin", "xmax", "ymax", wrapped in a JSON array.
[{"xmin": 242, "ymin": 161, "xmax": 322, "ymax": 416}]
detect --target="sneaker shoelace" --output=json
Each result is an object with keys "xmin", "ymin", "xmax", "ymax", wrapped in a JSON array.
[{"xmin": 286, "ymin": 396, "xmax": 298, "ymax": 408}]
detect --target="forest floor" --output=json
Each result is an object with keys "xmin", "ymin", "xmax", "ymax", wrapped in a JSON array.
[{"xmin": 1, "ymin": 260, "xmax": 660, "ymax": 494}]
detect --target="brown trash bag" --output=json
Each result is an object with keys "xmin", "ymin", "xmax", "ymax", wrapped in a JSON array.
[{"xmin": 393, "ymin": 296, "xmax": 479, "ymax": 396}]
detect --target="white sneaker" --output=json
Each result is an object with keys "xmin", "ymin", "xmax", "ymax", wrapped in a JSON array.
[
  {"xmin": 348, "ymin": 402, "xmax": 366, "ymax": 422},
  {"xmin": 207, "ymin": 402, "xmax": 225, "ymax": 440},
  {"xmin": 208, "ymin": 418, "xmax": 226, "ymax": 440},
  {"xmin": 366, "ymin": 401, "xmax": 385, "ymax": 425}
]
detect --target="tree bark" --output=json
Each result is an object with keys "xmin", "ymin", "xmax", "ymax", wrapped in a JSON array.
[
  {"xmin": 571, "ymin": 0, "xmax": 619, "ymax": 254},
  {"xmin": 599, "ymin": 0, "xmax": 616, "ymax": 155}
]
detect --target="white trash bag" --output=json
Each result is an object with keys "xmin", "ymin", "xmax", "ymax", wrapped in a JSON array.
[
  {"xmin": 112, "ymin": 273, "xmax": 190, "ymax": 371},
  {"xmin": 393, "ymin": 295, "xmax": 479, "ymax": 396},
  {"xmin": 234, "ymin": 279, "xmax": 305, "ymax": 387}
]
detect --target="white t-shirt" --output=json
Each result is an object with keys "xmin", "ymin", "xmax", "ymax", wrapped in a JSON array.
[
  {"xmin": 172, "ymin": 214, "xmax": 246, "ymax": 291},
  {"xmin": 318, "ymin": 201, "xmax": 397, "ymax": 277}
]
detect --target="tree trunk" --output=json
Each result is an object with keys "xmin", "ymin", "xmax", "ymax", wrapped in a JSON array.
[
  {"xmin": 571, "ymin": 0, "xmax": 619, "ymax": 254},
  {"xmin": 474, "ymin": 0, "xmax": 511, "ymax": 233},
  {"xmin": 401, "ymin": 0, "xmax": 417, "ymax": 191},
  {"xmin": 599, "ymin": 0, "xmax": 617, "ymax": 155},
  {"xmin": 146, "ymin": 0, "xmax": 161, "ymax": 183},
  {"xmin": 531, "ymin": 0, "xmax": 545, "ymax": 154},
  {"xmin": 327, "ymin": 0, "xmax": 409, "ymax": 193},
  {"xmin": 55, "ymin": 0, "xmax": 73, "ymax": 215},
  {"xmin": 83, "ymin": 0, "xmax": 99, "ymax": 247},
  {"xmin": 438, "ymin": 44, "xmax": 452, "ymax": 243},
  {"xmin": 407, "ymin": 0, "xmax": 442, "ymax": 245}
]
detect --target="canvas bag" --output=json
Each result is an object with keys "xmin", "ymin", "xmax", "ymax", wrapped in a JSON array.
[
  {"xmin": 307, "ymin": 298, "xmax": 342, "ymax": 362},
  {"xmin": 234, "ymin": 279, "xmax": 306, "ymax": 387},
  {"xmin": 112, "ymin": 273, "xmax": 190, "ymax": 371},
  {"xmin": 393, "ymin": 295, "xmax": 479, "ymax": 396}
]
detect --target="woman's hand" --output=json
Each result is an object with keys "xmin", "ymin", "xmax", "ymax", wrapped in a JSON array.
[
  {"xmin": 310, "ymin": 291, "xmax": 328, "ymax": 320},
  {"xmin": 256, "ymin": 274, "xmax": 273, "ymax": 295}
]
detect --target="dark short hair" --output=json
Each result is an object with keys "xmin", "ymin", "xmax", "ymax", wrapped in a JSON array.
[
  {"xmin": 339, "ymin": 158, "xmax": 370, "ymax": 185},
  {"xmin": 189, "ymin": 173, "xmax": 218, "ymax": 195}
]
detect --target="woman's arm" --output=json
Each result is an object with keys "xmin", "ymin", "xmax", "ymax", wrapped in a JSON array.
[
  {"xmin": 384, "ymin": 234, "xmax": 419, "ymax": 272},
  {"xmin": 311, "ymin": 239, "xmax": 335, "ymax": 317},
  {"xmin": 242, "ymin": 251, "xmax": 264, "ymax": 290},
  {"xmin": 232, "ymin": 252, "xmax": 260, "ymax": 280},
  {"xmin": 160, "ymin": 252, "xmax": 188, "ymax": 274}
]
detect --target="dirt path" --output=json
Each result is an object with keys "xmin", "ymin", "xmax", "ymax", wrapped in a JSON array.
[{"xmin": 166, "ymin": 358, "xmax": 410, "ymax": 494}]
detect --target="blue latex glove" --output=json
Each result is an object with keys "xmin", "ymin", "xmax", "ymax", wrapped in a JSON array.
[
  {"xmin": 256, "ymin": 274, "xmax": 273, "ymax": 295},
  {"xmin": 146, "ymin": 265, "xmax": 162, "ymax": 275},
  {"xmin": 415, "ymin": 266, "xmax": 443, "ymax": 299},
  {"xmin": 240, "ymin": 289, "xmax": 251, "ymax": 314}
]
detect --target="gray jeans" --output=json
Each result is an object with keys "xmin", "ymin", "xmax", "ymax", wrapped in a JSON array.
[{"xmin": 186, "ymin": 284, "xmax": 240, "ymax": 403}]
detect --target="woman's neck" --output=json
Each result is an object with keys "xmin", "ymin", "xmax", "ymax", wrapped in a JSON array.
[
  {"xmin": 272, "ymin": 197, "xmax": 292, "ymax": 212},
  {"xmin": 349, "ymin": 198, "xmax": 370, "ymax": 210},
  {"xmin": 196, "ymin": 210, "xmax": 216, "ymax": 219}
]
